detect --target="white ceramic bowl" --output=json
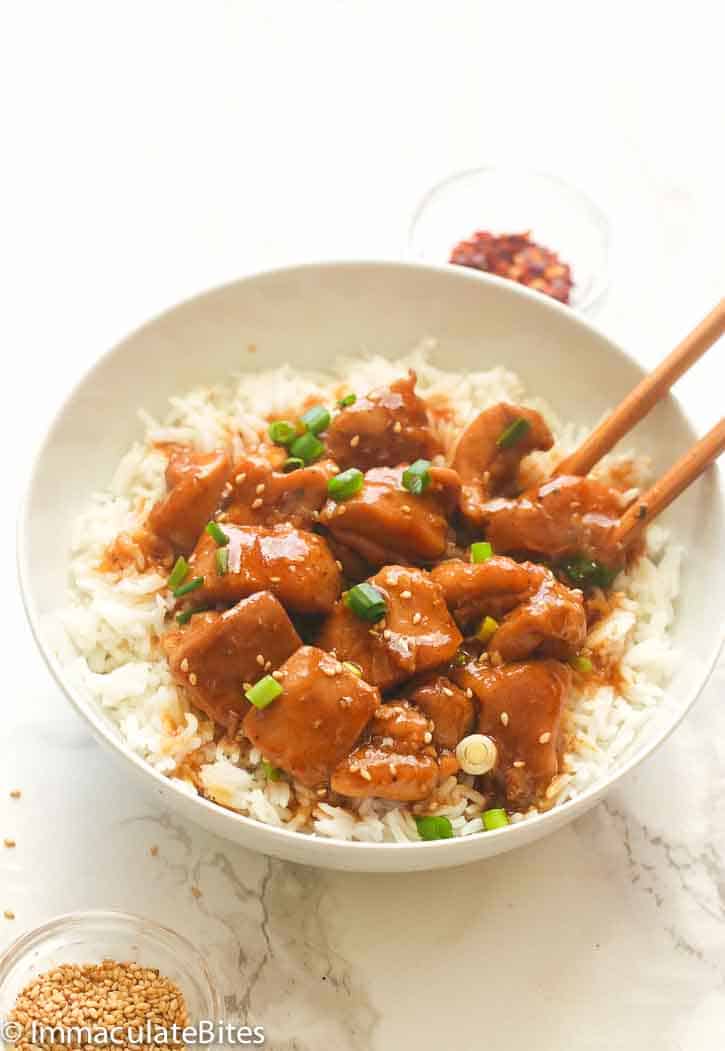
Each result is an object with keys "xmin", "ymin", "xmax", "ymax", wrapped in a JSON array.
[{"xmin": 18, "ymin": 262, "xmax": 725, "ymax": 872}]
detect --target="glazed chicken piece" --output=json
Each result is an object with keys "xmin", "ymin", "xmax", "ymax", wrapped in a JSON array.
[
  {"xmin": 452, "ymin": 403, "xmax": 554, "ymax": 527},
  {"xmin": 148, "ymin": 448, "xmax": 231, "ymax": 554},
  {"xmin": 164, "ymin": 592, "xmax": 301, "ymax": 729},
  {"xmin": 222, "ymin": 456, "xmax": 336, "ymax": 530},
  {"xmin": 242, "ymin": 646, "xmax": 380, "ymax": 786},
  {"xmin": 490, "ymin": 573, "xmax": 586, "ymax": 663},
  {"xmin": 190, "ymin": 523, "xmax": 341, "ymax": 615},
  {"xmin": 331, "ymin": 701, "xmax": 440, "ymax": 802},
  {"xmin": 483, "ymin": 474, "xmax": 629, "ymax": 571},
  {"xmin": 431, "ymin": 555, "xmax": 547, "ymax": 630},
  {"xmin": 431, "ymin": 555, "xmax": 586, "ymax": 662},
  {"xmin": 325, "ymin": 371, "xmax": 440, "ymax": 471},
  {"xmin": 320, "ymin": 465, "xmax": 460, "ymax": 567},
  {"xmin": 452, "ymin": 659, "xmax": 572, "ymax": 809},
  {"xmin": 317, "ymin": 565, "xmax": 462, "ymax": 691},
  {"xmin": 406, "ymin": 675, "xmax": 476, "ymax": 751}
]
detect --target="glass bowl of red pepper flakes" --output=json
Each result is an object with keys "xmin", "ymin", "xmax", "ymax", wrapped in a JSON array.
[{"xmin": 408, "ymin": 166, "xmax": 610, "ymax": 313}]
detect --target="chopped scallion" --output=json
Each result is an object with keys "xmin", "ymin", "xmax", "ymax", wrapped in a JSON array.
[
  {"xmin": 570, "ymin": 654, "xmax": 593, "ymax": 674},
  {"xmin": 289, "ymin": 431, "xmax": 325, "ymax": 465},
  {"xmin": 342, "ymin": 661, "xmax": 363, "ymax": 678},
  {"xmin": 261, "ymin": 759, "xmax": 280, "ymax": 781},
  {"xmin": 475, "ymin": 615, "xmax": 499, "ymax": 644},
  {"xmin": 245, "ymin": 675, "xmax": 283, "ymax": 709},
  {"xmin": 496, "ymin": 417, "xmax": 531, "ymax": 449},
  {"xmin": 452, "ymin": 649, "xmax": 468, "ymax": 667},
  {"xmin": 327, "ymin": 467, "xmax": 364, "ymax": 502},
  {"xmin": 343, "ymin": 583, "xmax": 387, "ymax": 622},
  {"xmin": 215, "ymin": 547, "xmax": 229, "ymax": 576},
  {"xmin": 172, "ymin": 576, "xmax": 204, "ymax": 599},
  {"xmin": 338, "ymin": 393, "xmax": 356, "ymax": 408},
  {"xmin": 268, "ymin": 419, "xmax": 298, "ymax": 446},
  {"xmin": 470, "ymin": 541, "xmax": 493, "ymax": 564},
  {"xmin": 205, "ymin": 521, "xmax": 229, "ymax": 546},
  {"xmin": 482, "ymin": 808, "xmax": 509, "ymax": 831},
  {"xmin": 402, "ymin": 458, "xmax": 431, "ymax": 496},
  {"xmin": 300, "ymin": 404, "xmax": 331, "ymax": 435},
  {"xmin": 557, "ymin": 555, "xmax": 618, "ymax": 590},
  {"xmin": 168, "ymin": 556, "xmax": 189, "ymax": 590},
  {"xmin": 283, "ymin": 456, "xmax": 305, "ymax": 473},
  {"xmin": 415, "ymin": 815, "xmax": 453, "ymax": 841},
  {"xmin": 176, "ymin": 606, "xmax": 210, "ymax": 625}
]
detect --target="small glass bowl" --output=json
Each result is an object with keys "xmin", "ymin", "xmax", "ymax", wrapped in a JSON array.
[
  {"xmin": 0, "ymin": 910, "xmax": 222, "ymax": 1027},
  {"xmin": 408, "ymin": 165, "xmax": 611, "ymax": 313}
]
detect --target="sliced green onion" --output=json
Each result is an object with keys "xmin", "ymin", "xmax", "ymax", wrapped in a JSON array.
[
  {"xmin": 343, "ymin": 583, "xmax": 387, "ymax": 622},
  {"xmin": 475, "ymin": 615, "xmax": 499, "ymax": 644},
  {"xmin": 558, "ymin": 555, "xmax": 618, "ymax": 590},
  {"xmin": 289, "ymin": 431, "xmax": 325, "ymax": 465},
  {"xmin": 570, "ymin": 654, "xmax": 593, "ymax": 674},
  {"xmin": 282, "ymin": 456, "xmax": 305, "ymax": 473},
  {"xmin": 342, "ymin": 661, "xmax": 363, "ymax": 678},
  {"xmin": 415, "ymin": 815, "xmax": 453, "ymax": 841},
  {"xmin": 452, "ymin": 649, "xmax": 468, "ymax": 667},
  {"xmin": 215, "ymin": 547, "xmax": 229, "ymax": 576},
  {"xmin": 482, "ymin": 808, "xmax": 509, "ymax": 831},
  {"xmin": 268, "ymin": 419, "xmax": 298, "ymax": 446},
  {"xmin": 470, "ymin": 541, "xmax": 493, "ymax": 564},
  {"xmin": 168, "ymin": 556, "xmax": 189, "ymax": 590},
  {"xmin": 496, "ymin": 417, "xmax": 531, "ymax": 449},
  {"xmin": 328, "ymin": 468, "xmax": 364, "ymax": 502},
  {"xmin": 338, "ymin": 393, "xmax": 356, "ymax": 408},
  {"xmin": 261, "ymin": 759, "xmax": 280, "ymax": 781},
  {"xmin": 301, "ymin": 405, "xmax": 331, "ymax": 435},
  {"xmin": 402, "ymin": 458, "xmax": 431, "ymax": 496},
  {"xmin": 245, "ymin": 675, "xmax": 283, "ymax": 709},
  {"xmin": 205, "ymin": 521, "xmax": 229, "ymax": 546},
  {"xmin": 172, "ymin": 576, "xmax": 204, "ymax": 599},
  {"xmin": 176, "ymin": 606, "xmax": 211, "ymax": 625}
]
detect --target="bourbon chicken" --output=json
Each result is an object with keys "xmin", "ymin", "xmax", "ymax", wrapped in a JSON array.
[{"xmin": 120, "ymin": 373, "xmax": 641, "ymax": 836}]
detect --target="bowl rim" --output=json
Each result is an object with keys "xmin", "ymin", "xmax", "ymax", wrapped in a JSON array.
[
  {"xmin": 16, "ymin": 258, "xmax": 725, "ymax": 864},
  {"xmin": 407, "ymin": 163, "xmax": 612, "ymax": 313},
  {"xmin": 0, "ymin": 908, "xmax": 222, "ymax": 1017}
]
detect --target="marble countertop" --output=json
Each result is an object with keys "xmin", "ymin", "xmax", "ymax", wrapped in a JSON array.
[{"xmin": 2, "ymin": 4, "xmax": 725, "ymax": 1048}]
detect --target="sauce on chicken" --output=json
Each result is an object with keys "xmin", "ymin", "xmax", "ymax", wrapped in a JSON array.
[{"xmin": 103, "ymin": 372, "xmax": 645, "ymax": 829}]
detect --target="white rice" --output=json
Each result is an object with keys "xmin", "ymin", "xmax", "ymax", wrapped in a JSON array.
[{"xmin": 52, "ymin": 345, "xmax": 680, "ymax": 841}]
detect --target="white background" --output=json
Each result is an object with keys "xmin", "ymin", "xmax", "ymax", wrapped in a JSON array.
[{"xmin": 1, "ymin": 4, "xmax": 724, "ymax": 1050}]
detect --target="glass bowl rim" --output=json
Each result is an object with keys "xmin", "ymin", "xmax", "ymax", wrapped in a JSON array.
[{"xmin": 407, "ymin": 163, "xmax": 612, "ymax": 313}]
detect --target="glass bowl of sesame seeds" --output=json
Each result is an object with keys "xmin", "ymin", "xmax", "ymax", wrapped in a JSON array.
[
  {"xmin": 408, "ymin": 165, "xmax": 611, "ymax": 314},
  {"xmin": 0, "ymin": 910, "xmax": 222, "ymax": 1039}
]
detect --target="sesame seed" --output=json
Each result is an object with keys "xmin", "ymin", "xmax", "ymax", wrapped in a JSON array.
[
  {"xmin": 539, "ymin": 732, "xmax": 552, "ymax": 744},
  {"xmin": 465, "ymin": 688, "xmax": 473, "ymax": 699},
  {"xmin": 423, "ymin": 732, "xmax": 433, "ymax": 744},
  {"xmin": 350, "ymin": 435, "xmax": 360, "ymax": 447},
  {"xmin": 180, "ymin": 658, "xmax": 189, "ymax": 673},
  {"xmin": 235, "ymin": 472, "xmax": 247, "ymax": 484},
  {"xmin": 390, "ymin": 764, "xmax": 398, "ymax": 777},
  {"xmin": 251, "ymin": 498, "xmax": 263, "ymax": 509},
  {"xmin": 401, "ymin": 590, "xmax": 412, "ymax": 599},
  {"xmin": 243, "ymin": 682, "xmax": 252, "ymax": 691},
  {"xmin": 188, "ymin": 673, "xmax": 198, "ymax": 686},
  {"xmin": 272, "ymin": 671, "xmax": 283, "ymax": 680},
  {"xmin": 191, "ymin": 885, "xmax": 202, "ymax": 898},
  {"xmin": 264, "ymin": 660, "xmax": 272, "ymax": 671},
  {"xmin": 336, "ymin": 505, "xmax": 347, "ymax": 515},
  {"xmin": 401, "ymin": 504, "xmax": 411, "ymax": 513},
  {"xmin": 317, "ymin": 787, "xmax": 327, "ymax": 796},
  {"xmin": 412, "ymin": 612, "xmax": 422, "ymax": 625},
  {"xmin": 360, "ymin": 768, "xmax": 373, "ymax": 782},
  {"xmin": 442, "ymin": 687, "xmax": 453, "ymax": 696},
  {"xmin": 4, "ymin": 838, "xmax": 16, "ymax": 848},
  {"xmin": 393, "ymin": 421, "xmax": 402, "ymax": 433},
  {"xmin": 513, "ymin": 760, "xmax": 526, "ymax": 768},
  {"xmin": 500, "ymin": 712, "xmax": 509, "ymax": 726},
  {"xmin": 335, "ymin": 560, "xmax": 343, "ymax": 571},
  {"xmin": 256, "ymin": 654, "xmax": 265, "ymax": 666},
  {"xmin": 383, "ymin": 629, "xmax": 392, "ymax": 639},
  {"xmin": 270, "ymin": 575, "xmax": 281, "ymax": 583},
  {"xmin": 256, "ymin": 482, "xmax": 266, "ymax": 494}
]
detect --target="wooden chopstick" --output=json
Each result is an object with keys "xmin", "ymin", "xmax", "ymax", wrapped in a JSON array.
[
  {"xmin": 612, "ymin": 417, "xmax": 725, "ymax": 546},
  {"xmin": 554, "ymin": 299, "xmax": 725, "ymax": 477}
]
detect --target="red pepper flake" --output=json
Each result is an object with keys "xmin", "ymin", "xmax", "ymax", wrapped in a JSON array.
[{"xmin": 449, "ymin": 230, "xmax": 574, "ymax": 304}]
